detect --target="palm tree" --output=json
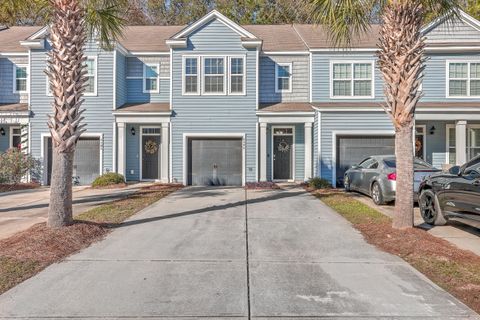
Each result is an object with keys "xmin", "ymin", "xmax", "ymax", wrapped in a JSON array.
[
  {"xmin": 309, "ymin": 0, "xmax": 461, "ymax": 229},
  {"xmin": 5, "ymin": 0, "xmax": 126, "ymax": 227}
]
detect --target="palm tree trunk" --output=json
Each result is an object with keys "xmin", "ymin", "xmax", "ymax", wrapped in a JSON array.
[
  {"xmin": 47, "ymin": 150, "xmax": 74, "ymax": 227},
  {"xmin": 393, "ymin": 124, "xmax": 414, "ymax": 229},
  {"xmin": 46, "ymin": 0, "xmax": 87, "ymax": 228},
  {"xmin": 377, "ymin": 0, "xmax": 426, "ymax": 229}
]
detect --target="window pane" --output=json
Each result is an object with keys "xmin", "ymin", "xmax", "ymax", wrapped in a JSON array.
[
  {"xmin": 354, "ymin": 80, "xmax": 371, "ymax": 96},
  {"xmin": 185, "ymin": 75, "xmax": 197, "ymax": 93},
  {"xmin": 469, "ymin": 128, "xmax": 480, "ymax": 148},
  {"xmin": 85, "ymin": 59, "xmax": 95, "ymax": 75},
  {"xmin": 277, "ymin": 65, "xmax": 290, "ymax": 78},
  {"xmin": 85, "ymin": 76, "xmax": 95, "ymax": 93},
  {"xmin": 204, "ymin": 58, "xmax": 224, "ymax": 75},
  {"xmin": 471, "ymin": 63, "xmax": 480, "ymax": 78},
  {"xmin": 449, "ymin": 63, "xmax": 467, "ymax": 78},
  {"xmin": 277, "ymin": 77, "xmax": 290, "ymax": 91},
  {"xmin": 449, "ymin": 149, "xmax": 456, "ymax": 164},
  {"xmin": 449, "ymin": 127, "xmax": 456, "ymax": 147},
  {"xmin": 16, "ymin": 79, "xmax": 26, "ymax": 92},
  {"xmin": 145, "ymin": 65, "xmax": 158, "ymax": 78},
  {"xmin": 185, "ymin": 58, "xmax": 197, "ymax": 75},
  {"xmin": 333, "ymin": 80, "xmax": 351, "ymax": 96},
  {"xmin": 333, "ymin": 64, "xmax": 351, "ymax": 79},
  {"xmin": 471, "ymin": 80, "xmax": 480, "ymax": 96},
  {"xmin": 145, "ymin": 78, "xmax": 158, "ymax": 91},
  {"xmin": 230, "ymin": 75, "xmax": 243, "ymax": 93},
  {"xmin": 205, "ymin": 75, "xmax": 224, "ymax": 93},
  {"xmin": 354, "ymin": 64, "xmax": 371, "ymax": 79},
  {"xmin": 449, "ymin": 80, "xmax": 467, "ymax": 96},
  {"xmin": 12, "ymin": 135, "xmax": 21, "ymax": 149},
  {"xmin": 231, "ymin": 58, "xmax": 243, "ymax": 75},
  {"xmin": 16, "ymin": 66, "xmax": 27, "ymax": 79}
]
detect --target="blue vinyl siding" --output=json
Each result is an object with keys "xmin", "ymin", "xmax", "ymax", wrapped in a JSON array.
[
  {"xmin": 318, "ymin": 111, "xmax": 393, "ymax": 183},
  {"xmin": 115, "ymin": 50, "xmax": 127, "ymax": 108},
  {"xmin": 125, "ymin": 124, "xmax": 140, "ymax": 181},
  {"xmin": 171, "ymin": 19, "xmax": 258, "ymax": 184},
  {"xmin": 29, "ymin": 41, "xmax": 115, "ymax": 178},
  {"xmin": 0, "ymin": 56, "xmax": 28, "ymax": 104},
  {"xmin": 0, "ymin": 125, "xmax": 11, "ymax": 152},
  {"xmin": 126, "ymin": 79, "xmax": 169, "ymax": 103}
]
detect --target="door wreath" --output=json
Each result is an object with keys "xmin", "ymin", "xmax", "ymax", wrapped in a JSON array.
[
  {"xmin": 277, "ymin": 141, "xmax": 290, "ymax": 153},
  {"xmin": 144, "ymin": 139, "xmax": 159, "ymax": 154}
]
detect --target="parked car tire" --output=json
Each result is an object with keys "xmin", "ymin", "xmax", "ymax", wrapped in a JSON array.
[
  {"xmin": 344, "ymin": 175, "xmax": 351, "ymax": 192},
  {"xmin": 419, "ymin": 189, "xmax": 447, "ymax": 226},
  {"xmin": 371, "ymin": 182, "xmax": 385, "ymax": 205}
]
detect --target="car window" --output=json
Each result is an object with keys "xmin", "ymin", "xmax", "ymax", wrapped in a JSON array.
[
  {"xmin": 382, "ymin": 158, "xmax": 433, "ymax": 169},
  {"xmin": 464, "ymin": 160, "xmax": 480, "ymax": 178},
  {"xmin": 383, "ymin": 158, "xmax": 396, "ymax": 168},
  {"xmin": 359, "ymin": 158, "xmax": 374, "ymax": 169},
  {"xmin": 368, "ymin": 161, "xmax": 379, "ymax": 169}
]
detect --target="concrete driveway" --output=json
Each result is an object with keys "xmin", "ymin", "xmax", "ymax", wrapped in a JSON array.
[
  {"xmin": 0, "ymin": 186, "xmax": 478, "ymax": 319},
  {"xmin": 0, "ymin": 184, "xmax": 149, "ymax": 240}
]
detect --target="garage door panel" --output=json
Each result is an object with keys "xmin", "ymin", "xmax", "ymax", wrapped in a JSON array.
[
  {"xmin": 336, "ymin": 136, "xmax": 395, "ymax": 186},
  {"xmin": 188, "ymin": 139, "xmax": 242, "ymax": 186},
  {"xmin": 73, "ymin": 138, "xmax": 100, "ymax": 185}
]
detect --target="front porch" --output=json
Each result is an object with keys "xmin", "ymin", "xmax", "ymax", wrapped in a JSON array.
[{"xmin": 0, "ymin": 103, "xmax": 29, "ymax": 152}]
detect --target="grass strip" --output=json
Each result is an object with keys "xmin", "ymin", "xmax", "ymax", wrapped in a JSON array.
[
  {"xmin": 311, "ymin": 189, "xmax": 480, "ymax": 314},
  {"xmin": 0, "ymin": 184, "xmax": 181, "ymax": 294}
]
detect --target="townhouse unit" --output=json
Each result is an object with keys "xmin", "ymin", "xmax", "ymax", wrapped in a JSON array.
[{"xmin": 1, "ymin": 10, "xmax": 480, "ymax": 187}]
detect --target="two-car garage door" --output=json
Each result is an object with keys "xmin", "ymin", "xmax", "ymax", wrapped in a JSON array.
[
  {"xmin": 336, "ymin": 135, "xmax": 395, "ymax": 186},
  {"xmin": 188, "ymin": 138, "xmax": 243, "ymax": 186}
]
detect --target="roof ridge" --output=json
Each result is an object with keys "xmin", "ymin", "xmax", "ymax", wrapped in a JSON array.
[{"xmin": 292, "ymin": 24, "xmax": 310, "ymax": 50}]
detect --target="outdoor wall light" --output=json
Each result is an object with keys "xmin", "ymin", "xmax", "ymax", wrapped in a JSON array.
[
  {"xmin": 429, "ymin": 126, "xmax": 436, "ymax": 135},
  {"xmin": 0, "ymin": 128, "xmax": 5, "ymax": 136},
  {"xmin": 131, "ymin": 127, "xmax": 136, "ymax": 136}
]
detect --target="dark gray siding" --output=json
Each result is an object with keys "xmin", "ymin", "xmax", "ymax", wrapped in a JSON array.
[
  {"xmin": 171, "ymin": 19, "xmax": 257, "ymax": 183},
  {"xmin": 259, "ymin": 55, "xmax": 309, "ymax": 103},
  {"xmin": 29, "ymin": 41, "xmax": 115, "ymax": 177},
  {"xmin": 0, "ymin": 124, "xmax": 12, "ymax": 151},
  {"xmin": 0, "ymin": 56, "xmax": 28, "ymax": 104},
  {"xmin": 115, "ymin": 50, "xmax": 127, "ymax": 108}
]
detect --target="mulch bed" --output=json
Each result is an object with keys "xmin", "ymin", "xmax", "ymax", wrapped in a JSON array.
[
  {"xmin": 311, "ymin": 189, "xmax": 480, "ymax": 314},
  {"xmin": 0, "ymin": 183, "xmax": 40, "ymax": 193}
]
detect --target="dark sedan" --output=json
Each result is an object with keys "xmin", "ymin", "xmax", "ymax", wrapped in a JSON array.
[{"xmin": 418, "ymin": 155, "xmax": 480, "ymax": 225}]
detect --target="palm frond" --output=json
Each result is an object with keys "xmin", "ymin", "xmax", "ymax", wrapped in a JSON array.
[{"xmin": 83, "ymin": 0, "xmax": 127, "ymax": 49}]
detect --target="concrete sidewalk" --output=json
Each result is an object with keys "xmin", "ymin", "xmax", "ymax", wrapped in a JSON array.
[
  {"xmin": 0, "ymin": 186, "xmax": 477, "ymax": 319},
  {"xmin": 0, "ymin": 183, "xmax": 151, "ymax": 240}
]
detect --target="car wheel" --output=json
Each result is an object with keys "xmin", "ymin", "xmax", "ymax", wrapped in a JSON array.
[
  {"xmin": 344, "ymin": 175, "xmax": 351, "ymax": 192},
  {"xmin": 419, "ymin": 189, "xmax": 447, "ymax": 226},
  {"xmin": 371, "ymin": 182, "xmax": 385, "ymax": 205}
]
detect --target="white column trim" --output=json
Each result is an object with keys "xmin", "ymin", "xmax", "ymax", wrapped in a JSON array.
[
  {"xmin": 304, "ymin": 122, "xmax": 313, "ymax": 181},
  {"xmin": 259, "ymin": 122, "xmax": 268, "ymax": 181},
  {"xmin": 161, "ymin": 122, "xmax": 170, "ymax": 183},
  {"xmin": 117, "ymin": 122, "xmax": 126, "ymax": 177},
  {"xmin": 455, "ymin": 120, "xmax": 467, "ymax": 165}
]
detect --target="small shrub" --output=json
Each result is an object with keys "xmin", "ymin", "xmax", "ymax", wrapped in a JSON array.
[
  {"xmin": 92, "ymin": 172, "xmax": 125, "ymax": 188},
  {"xmin": 0, "ymin": 148, "xmax": 40, "ymax": 184},
  {"xmin": 308, "ymin": 177, "xmax": 332, "ymax": 189}
]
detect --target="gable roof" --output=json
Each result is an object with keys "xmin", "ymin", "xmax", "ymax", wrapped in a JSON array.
[
  {"xmin": 243, "ymin": 25, "xmax": 307, "ymax": 51},
  {"xmin": 170, "ymin": 10, "xmax": 257, "ymax": 40},
  {"xmin": 119, "ymin": 26, "xmax": 184, "ymax": 52},
  {"xmin": 0, "ymin": 26, "xmax": 43, "ymax": 52}
]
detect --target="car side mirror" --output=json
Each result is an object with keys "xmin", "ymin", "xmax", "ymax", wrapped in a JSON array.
[
  {"xmin": 351, "ymin": 164, "xmax": 360, "ymax": 170},
  {"xmin": 448, "ymin": 165, "xmax": 461, "ymax": 175}
]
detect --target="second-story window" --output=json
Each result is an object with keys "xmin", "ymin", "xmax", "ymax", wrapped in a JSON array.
[
  {"xmin": 275, "ymin": 63, "xmax": 292, "ymax": 93},
  {"xmin": 143, "ymin": 63, "xmax": 159, "ymax": 93},
  {"xmin": 331, "ymin": 62, "xmax": 373, "ymax": 98},
  {"xmin": 203, "ymin": 57, "xmax": 225, "ymax": 94},
  {"xmin": 85, "ymin": 57, "xmax": 97, "ymax": 95},
  {"xmin": 184, "ymin": 57, "xmax": 199, "ymax": 94},
  {"xmin": 14, "ymin": 65, "xmax": 27, "ymax": 93},
  {"xmin": 448, "ymin": 62, "xmax": 480, "ymax": 97},
  {"xmin": 229, "ymin": 57, "xmax": 245, "ymax": 94}
]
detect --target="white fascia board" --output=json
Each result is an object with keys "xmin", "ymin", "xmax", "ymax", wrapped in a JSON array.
[
  {"xmin": 166, "ymin": 39, "xmax": 187, "ymax": 49},
  {"xmin": 261, "ymin": 51, "xmax": 310, "ymax": 56},
  {"xmin": 115, "ymin": 42, "xmax": 130, "ymax": 56},
  {"xmin": 241, "ymin": 40, "xmax": 262, "ymax": 49},
  {"xmin": 256, "ymin": 111, "xmax": 315, "ymax": 116},
  {"xmin": 171, "ymin": 10, "xmax": 257, "ymax": 40},
  {"xmin": 27, "ymin": 26, "xmax": 48, "ymax": 40},
  {"xmin": 112, "ymin": 112, "xmax": 172, "ymax": 116},
  {"xmin": 20, "ymin": 39, "xmax": 45, "ymax": 49},
  {"xmin": 0, "ymin": 52, "xmax": 29, "ymax": 56},
  {"xmin": 128, "ymin": 51, "xmax": 170, "ymax": 56},
  {"xmin": 310, "ymin": 48, "xmax": 377, "ymax": 53}
]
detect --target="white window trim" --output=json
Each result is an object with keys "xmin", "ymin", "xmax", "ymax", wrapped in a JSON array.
[
  {"xmin": 415, "ymin": 125, "xmax": 427, "ymax": 161},
  {"xmin": 446, "ymin": 124, "xmax": 456, "ymax": 164},
  {"xmin": 446, "ymin": 60, "xmax": 480, "ymax": 99},
  {"xmin": 182, "ymin": 56, "xmax": 200, "ymax": 95},
  {"xmin": 329, "ymin": 60, "xmax": 375, "ymax": 99},
  {"xmin": 467, "ymin": 124, "xmax": 480, "ymax": 160},
  {"xmin": 271, "ymin": 125, "xmax": 295, "ymax": 182},
  {"xmin": 228, "ymin": 55, "xmax": 246, "ymax": 95},
  {"xmin": 139, "ymin": 126, "xmax": 162, "ymax": 181},
  {"xmin": 202, "ymin": 56, "xmax": 227, "ymax": 95},
  {"xmin": 275, "ymin": 62, "xmax": 292, "ymax": 93},
  {"xmin": 9, "ymin": 126, "xmax": 21, "ymax": 149},
  {"xmin": 13, "ymin": 64, "xmax": 28, "ymax": 94},
  {"xmin": 143, "ymin": 62, "xmax": 160, "ymax": 94},
  {"xmin": 84, "ymin": 56, "xmax": 98, "ymax": 96}
]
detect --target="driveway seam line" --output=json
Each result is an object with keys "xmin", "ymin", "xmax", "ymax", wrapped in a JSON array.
[{"xmin": 245, "ymin": 188, "xmax": 251, "ymax": 320}]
